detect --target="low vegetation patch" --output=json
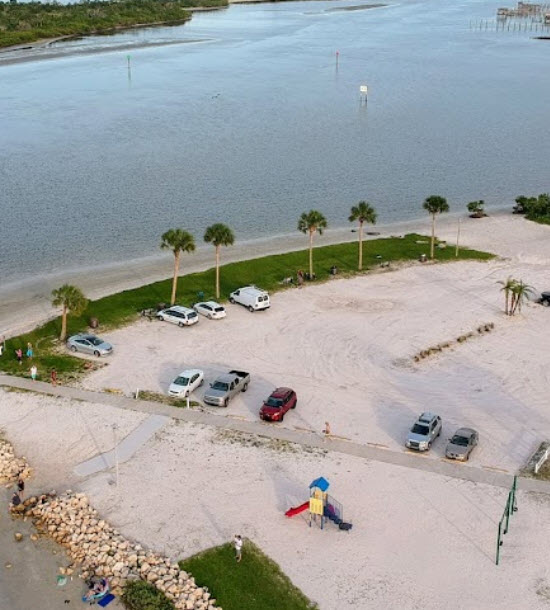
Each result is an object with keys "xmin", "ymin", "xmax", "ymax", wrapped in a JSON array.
[
  {"xmin": 0, "ymin": 0, "xmax": 227, "ymax": 48},
  {"xmin": 122, "ymin": 580, "xmax": 175, "ymax": 610},
  {"xmin": 138, "ymin": 390, "xmax": 200, "ymax": 408},
  {"xmin": 513, "ymin": 193, "xmax": 550, "ymax": 225},
  {"xmin": 179, "ymin": 540, "xmax": 318, "ymax": 610},
  {"xmin": 0, "ymin": 234, "xmax": 492, "ymax": 381},
  {"xmin": 213, "ymin": 429, "xmax": 326, "ymax": 456},
  {"xmin": 413, "ymin": 322, "xmax": 495, "ymax": 362}
]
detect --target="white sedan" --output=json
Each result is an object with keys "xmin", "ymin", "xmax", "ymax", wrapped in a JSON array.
[
  {"xmin": 168, "ymin": 369, "xmax": 204, "ymax": 397},
  {"xmin": 193, "ymin": 301, "xmax": 226, "ymax": 320}
]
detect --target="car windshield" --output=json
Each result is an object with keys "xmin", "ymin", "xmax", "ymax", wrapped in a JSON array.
[
  {"xmin": 266, "ymin": 397, "xmax": 283, "ymax": 408},
  {"xmin": 212, "ymin": 382, "xmax": 229, "ymax": 391},
  {"xmin": 214, "ymin": 307, "xmax": 224, "ymax": 312},
  {"xmin": 411, "ymin": 424, "xmax": 430, "ymax": 435},
  {"xmin": 451, "ymin": 435, "xmax": 469, "ymax": 446},
  {"xmin": 189, "ymin": 312, "xmax": 198, "ymax": 318},
  {"xmin": 174, "ymin": 377, "xmax": 189, "ymax": 386},
  {"xmin": 88, "ymin": 337, "xmax": 103, "ymax": 346}
]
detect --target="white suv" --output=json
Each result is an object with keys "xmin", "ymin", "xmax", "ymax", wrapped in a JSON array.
[
  {"xmin": 229, "ymin": 286, "xmax": 270, "ymax": 312},
  {"xmin": 156, "ymin": 306, "xmax": 199, "ymax": 327}
]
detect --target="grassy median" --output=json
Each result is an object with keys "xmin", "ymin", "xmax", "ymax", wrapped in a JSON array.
[{"xmin": 0, "ymin": 234, "xmax": 493, "ymax": 381}]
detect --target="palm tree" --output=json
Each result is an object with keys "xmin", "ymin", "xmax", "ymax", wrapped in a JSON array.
[
  {"xmin": 422, "ymin": 195, "xmax": 449, "ymax": 259},
  {"xmin": 298, "ymin": 210, "xmax": 328, "ymax": 278},
  {"xmin": 498, "ymin": 276, "xmax": 516, "ymax": 316},
  {"xmin": 51, "ymin": 284, "xmax": 88, "ymax": 341},
  {"xmin": 348, "ymin": 201, "xmax": 377, "ymax": 271},
  {"xmin": 204, "ymin": 223, "xmax": 235, "ymax": 299},
  {"xmin": 510, "ymin": 280, "xmax": 533, "ymax": 316},
  {"xmin": 160, "ymin": 229, "xmax": 196, "ymax": 305}
]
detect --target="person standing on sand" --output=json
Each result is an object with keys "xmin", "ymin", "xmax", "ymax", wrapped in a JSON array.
[
  {"xmin": 17, "ymin": 477, "xmax": 25, "ymax": 499},
  {"xmin": 51, "ymin": 368, "xmax": 57, "ymax": 386},
  {"xmin": 322, "ymin": 421, "xmax": 331, "ymax": 437},
  {"xmin": 233, "ymin": 534, "xmax": 243, "ymax": 562},
  {"xmin": 30, "ymin": 365, "xmax": 37, "ymax": 382},
  {"xmin": 297, "ymin": 270, "xmax": 304, "ymax": 289},
  {"xmin": 15, "ymin": 348, "xmax": 23, "ymax": 365},
  {"xmin": 26, "ymin": 342, "xmax": 33, "ymax": 359}
]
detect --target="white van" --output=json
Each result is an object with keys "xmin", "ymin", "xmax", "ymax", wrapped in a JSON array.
[
  {"xmin": 229, "ymin": 286, "xmax": 270, "ymax": 312},
  {"xmin": 156, "ymin": 305, "xmax": 199, "ymax": 327}
]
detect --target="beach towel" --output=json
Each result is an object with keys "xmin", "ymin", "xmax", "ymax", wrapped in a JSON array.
[{"xmin": 98, "ymin": 594, "xmax": 115, "ymax": 607}]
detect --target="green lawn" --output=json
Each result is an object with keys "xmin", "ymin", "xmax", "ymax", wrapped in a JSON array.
[
  {"xmin": 0, "ymin": 234, "xmax": 492, "ymax": 381},
  {"xmin": 179, "ymin": 541, "xmax": 318, "ymax": 610}
]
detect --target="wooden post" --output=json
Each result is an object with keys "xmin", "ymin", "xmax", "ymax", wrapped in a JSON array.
[{"xmin": 455, "ymin": 218, "xmax": 461, "ymax": 257}]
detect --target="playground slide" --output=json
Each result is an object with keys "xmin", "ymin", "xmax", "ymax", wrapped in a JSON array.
[{"xmin": 285, "ymin": 502, "xmax": 309, "ymax": 517}]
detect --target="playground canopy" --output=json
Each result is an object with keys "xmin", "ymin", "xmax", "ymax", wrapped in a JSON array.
[{"xmin": 309, "ymin": 477, "xmax": 330, "ymax": 492}]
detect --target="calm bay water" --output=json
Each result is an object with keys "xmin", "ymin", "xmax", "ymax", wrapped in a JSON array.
[{"xmin": 1, "ymin": 0, "xmax": 549, "ymax": 285}]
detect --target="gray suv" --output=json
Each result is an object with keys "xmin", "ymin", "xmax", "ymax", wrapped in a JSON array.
[{"xmin": 406, "ymin": 412, "xmax": 442, "ymax": 452}]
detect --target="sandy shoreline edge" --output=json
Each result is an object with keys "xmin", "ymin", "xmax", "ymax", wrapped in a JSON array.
[{"xmin": 2, "ymin": 208, "xmax": 544, "ymax": 339}]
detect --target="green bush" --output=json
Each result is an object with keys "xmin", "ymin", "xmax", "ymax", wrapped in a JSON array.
[
  {"xmin": 515, "ymin": 193, "xmax": 550, "ymax": 223},
  {"xmin": 121, "ymin": 580, "xmax": 175, "ymax": 610}
]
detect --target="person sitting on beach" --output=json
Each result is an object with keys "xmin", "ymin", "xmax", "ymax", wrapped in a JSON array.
[{"xmin": 84, "ymin": 578, "xmax": 108, "ymax": 600}]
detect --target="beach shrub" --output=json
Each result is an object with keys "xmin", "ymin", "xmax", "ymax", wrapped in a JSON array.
[
  {"xmin": 467, "ymin": 200, "xmax": 487, "ymax": 218},
  {"xmin": 121, "ymin": 580, "xmax": 175, "ymax": 610},
  {"xmin": 514, "ymin": 193, "xmax": 550, "ymax": 224}
]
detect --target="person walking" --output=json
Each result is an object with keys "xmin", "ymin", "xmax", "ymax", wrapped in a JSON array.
[
  {"xmin": 26, "ymin": 342, "xmax": 33, "ymax": 359},
  {"xmin": 297, "ymin": 270, "xmax": 304, "ymax": 289},
  {"xmin": 51, "ymin": 368, "xmax": 57, "ymax": 386},
  {"xmin": 9, "ymin": 491, "xmax": 22, "ymax": 513},
  {"xmin": 233, "ymin": 534, "xmax": 243, "ymax": 563},
  {"xmin": 15, "ymin": 348, "xmax": 23, "ymax": 365},
  {"xmin": 322, "ymin": 421, "xmax": 331, "ymax": 437},
  {"xmin": 30, "ymin": 365, "xmax": 37, "ymax": 382}
]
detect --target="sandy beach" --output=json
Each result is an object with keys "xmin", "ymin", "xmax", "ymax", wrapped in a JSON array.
[{"xmin": 1, "ymin": 212, "xmax": 550, "ymax": 608}]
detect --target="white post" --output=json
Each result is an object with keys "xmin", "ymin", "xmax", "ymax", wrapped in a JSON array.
[
  {"xmin": 135, "ymin": 388, "xmax": 139, "ymax": 400},
  {"xmin": 455, "ymin": 218, "xmax": 461, "ymax": 257},
  {"xmin": 186, "ymin": 395, "xmax": 190, "ymax": 409},
  {"xmin": 112, "ymin": 424, "xmax": 119, "ymax": 488}
]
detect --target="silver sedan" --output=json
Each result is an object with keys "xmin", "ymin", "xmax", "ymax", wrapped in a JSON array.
[
  {"xmin": 445, "ymin": 428, "xmax": 478, "ymax": 461},
  {"xmin": 67, "ymin": 334, "xmax": 113, "ymax": 357}
]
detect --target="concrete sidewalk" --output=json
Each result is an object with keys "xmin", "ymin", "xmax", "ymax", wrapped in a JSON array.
[{"xmin": 1, "ymin": 374, "xmax": 549, "ymax": 494}]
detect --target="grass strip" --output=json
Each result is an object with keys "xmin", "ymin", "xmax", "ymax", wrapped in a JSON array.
[
  {"xmin": 0, "ymin": 234, "xmax": 493, "ymax": 381},
  {"xmin": 179, "ymin": 541, "xmax": 318, "ymax": 610}
]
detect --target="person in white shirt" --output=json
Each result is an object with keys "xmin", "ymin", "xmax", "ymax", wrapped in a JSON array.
[{"xmin": 233, "ymin": 534, "xmax": 243, "ymax": 562}]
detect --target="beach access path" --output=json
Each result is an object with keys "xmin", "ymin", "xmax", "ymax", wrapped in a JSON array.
[{"xmin": 1, "ymin": 374, "xmax": 548, "ymax": 494}]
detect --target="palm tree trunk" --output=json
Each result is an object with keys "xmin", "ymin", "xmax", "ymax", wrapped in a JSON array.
[
  {"xmin": 430, "ymin": 214, "xmax": 435, "ymax": 259},
  {"xmin": 504, "ymin": 290, "xmax": 509, "ymax": 316},
  {"xmin": 309, "ymin": 230, "xmax": 314, "ymax": 277},
  {"xmin": 60, "ymin": 305, "xmax": 67, "ymax": 341},
  {"xmin": 358, "ymin": 221, "xmax": 364, "ymax": 271},
  {"xmin": 215, "ymin": 245, "xmax": 220, "ymax": 299},
  {"xmin": 510, "ymin": 293, "xmax": 517, "ymax": 316},
  {"xmin": 170, "ymin": 251, "xmax": 180, "ymax": 306}
]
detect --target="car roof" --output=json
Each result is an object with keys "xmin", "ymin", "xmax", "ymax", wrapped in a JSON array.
[
  {"xmin": 418, "ymin": 412, "xmax": 438, "ymax": 423},
  {"xmin": 167, "ymin": 305, "xmax": 194, "ymax": 313},
  {"xmin": 454, "ymin": 427, "xmax": 477, "ymax": 437},
  {"xmin": 177, "ymin": 369, "xmax": 203, "ymax": 377},
  {"xmin": 271, "ymin": 387, "xmax": 292, "ymax": 398},
  {"xmin": 199, "ymin": 301, "xmax": 223, "ymax": 307},
  {"xmin": 73, "ymin": 334, "xmax": 97, "ymax": 340},
  {"xmin": 239, "ymin": 286, "xmax": 267, "ymax": 294}
]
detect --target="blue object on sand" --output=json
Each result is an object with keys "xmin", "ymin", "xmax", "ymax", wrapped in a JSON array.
[{"xmin": 98, "ymin": 594, "xmax": 115, "ymax": 607}]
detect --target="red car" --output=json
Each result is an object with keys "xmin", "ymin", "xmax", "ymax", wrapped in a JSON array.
[{"xmin": 259, "ymin": 387, "xmax": 297, "ymax": 422}]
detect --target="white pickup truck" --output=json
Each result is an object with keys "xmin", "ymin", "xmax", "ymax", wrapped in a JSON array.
[{"xmin": 203, "ymin": 370, "xmax": 250, "ymax": 407}]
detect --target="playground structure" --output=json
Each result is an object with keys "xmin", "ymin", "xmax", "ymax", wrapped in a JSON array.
[{"xmin": 285, "ymin": 477, "xmax": 352, "ymax": 532}]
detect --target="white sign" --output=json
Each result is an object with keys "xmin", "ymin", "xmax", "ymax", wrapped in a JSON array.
[{"xmin": 359, "ymin": 85, "xmax": 368, "ymax": 94}]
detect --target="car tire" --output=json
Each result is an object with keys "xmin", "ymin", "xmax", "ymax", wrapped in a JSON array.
[
  {"xmin": 158, "ymin": 316, "xmax": 164, "ymax": 321},
  {"xmin": 280, "ymin": 413, "xmax": 284, "ymax": 422},
  {"xmin": 70, "ymin": 345, "xmax": 77, "ymax": 353},
  {"xmin": 199, "ymin": 379, "xmax": 204, "ymax": 387},
  {"xmin": 248, "ymin": 305, "xmax": 254, "ymax": 312},
  {"xmin": 94, "ymin": 351, "xmax": 100, "ymax": 358},
  {"xmin": 224, "ymin": 399, "xmax": 229, "ymax": 408},
  {"xmin": 242, "ymin": 383, "xmax": 248, "ymax": 393},
  {"xmin": 291, "ymin": 400, "xmax": 297, "ymax": 409},
  {"xmin": 427, "ymin": 441, "xmax": 432, "ymax": 449},
  {"xmin": 178, "ymin": 322, "xmax": 185, "ymax": 328},
  {"xmin": 229, "ymin": 297, "xmax": 235, "ymax": 304},
  {"xmin": 208, "ymin": 313, "xmax": 212, "ymax": 319},
  {"xmin": 543, "ymin": 300, "xmax": 550, "ymax": 307}
]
